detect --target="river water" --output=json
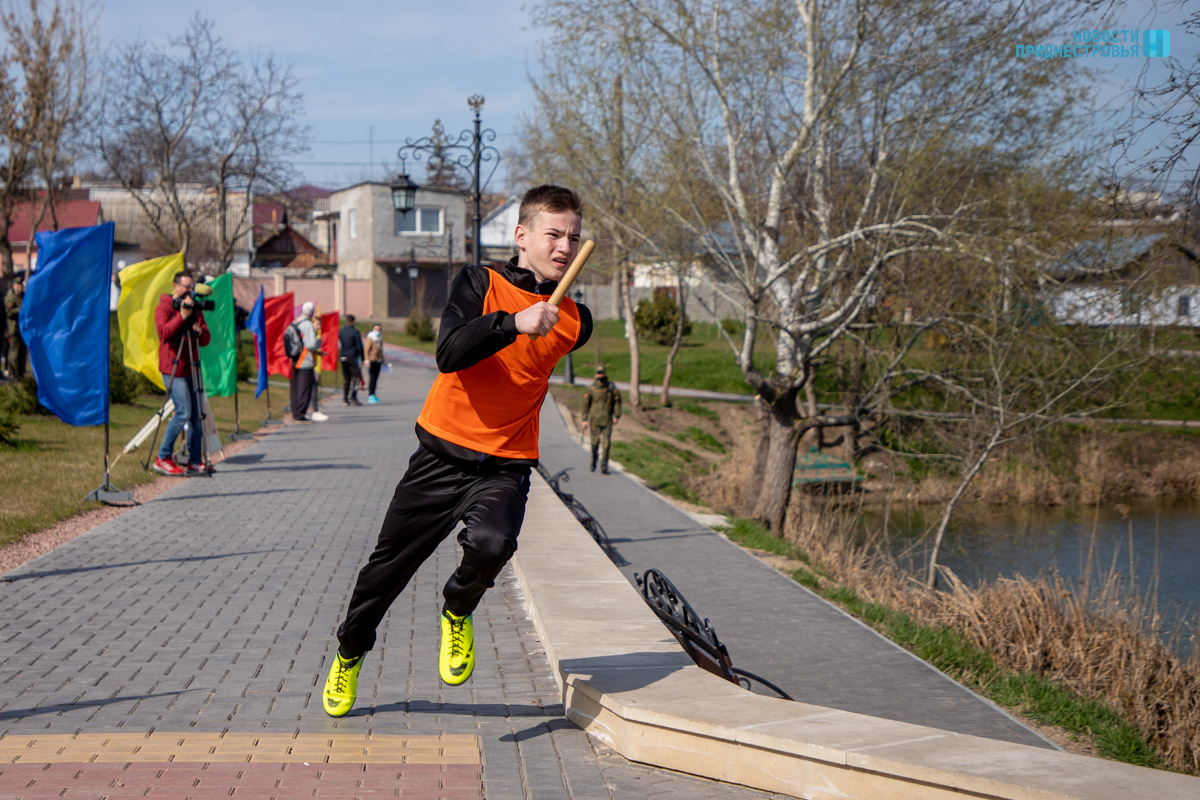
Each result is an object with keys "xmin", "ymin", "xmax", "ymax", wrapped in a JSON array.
[{"xmin": 860, "ymin": 497, "xmax": 1200, "ymax": 655}]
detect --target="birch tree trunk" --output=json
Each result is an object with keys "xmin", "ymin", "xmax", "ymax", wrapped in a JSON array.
[
  {"xmin": 620, "ymin": 259, "xmax": 641, "ymax": 408},
  {"xmin": 660, "ymin": 274, "xmax": 686, "ymax": 406}
]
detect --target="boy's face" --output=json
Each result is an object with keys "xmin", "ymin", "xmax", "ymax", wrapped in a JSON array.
[{"xmin": 515, "ymin": 208, "xmax": 582, "ymax": 283}]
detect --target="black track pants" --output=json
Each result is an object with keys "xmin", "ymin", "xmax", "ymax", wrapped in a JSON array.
[{"xmin": 336, "ymin": 445, "xmax": 531, "ymax": 657}]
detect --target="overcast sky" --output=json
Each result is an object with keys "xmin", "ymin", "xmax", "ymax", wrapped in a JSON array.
[{"xmin": 93, "ymin": 1, "xmax": 1196, "ymax": 196}]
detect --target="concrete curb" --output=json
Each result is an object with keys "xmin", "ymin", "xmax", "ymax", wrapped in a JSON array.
[{"xmin": 512, "ymin": 475, "xmax": 1200, "ymax": 800}]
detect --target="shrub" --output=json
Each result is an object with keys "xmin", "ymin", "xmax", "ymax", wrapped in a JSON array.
[
  {"xmin": 109, "ymin": 349, "xmax": 141, "ymax": 405},
  {"xmin": 0, "ymin": 384, "xmax": 24, "ymax": 446},
  {"xmin": 237, "ymin": 344, "xmax": 252, "ymax": 382},
  {"xmin": 720, "ymin": 317, "xmax": 742, "ymax": 337},
  {"xmin": 3, "ymin": 376, "xmax": 47, "ymax": 415},
  {"xmin": 405, "ymin": 309, "xmax": 435, "ymax": 342},
  {"xmin": 0, "ymin": 406, "xmax": 16, "ymax": 446},
  {"xmin": 634, "ymin": 290, "xmax": 691, "ymax": 346}
]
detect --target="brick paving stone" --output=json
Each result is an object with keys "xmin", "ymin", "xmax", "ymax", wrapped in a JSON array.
[{"xmin": 0, "ymin": 366, "xmax": 789, "ymax": 800}]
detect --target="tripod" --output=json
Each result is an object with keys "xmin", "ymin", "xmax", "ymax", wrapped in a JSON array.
[{"xmin": 143, "ymin": 323, "xmax": 213, "ymax": 476}]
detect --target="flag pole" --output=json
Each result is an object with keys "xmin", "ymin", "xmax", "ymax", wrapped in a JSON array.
[
  {"xmin": 263, "ymin": 382, "xmax": 279, "ymax": 425},
  {"xmin": 87, "ymin": 256, "xmax": 133, "ymax": 504},
  {"xmin": 231, "ymin": 329, "xmax": 254, "ymax": 440}
]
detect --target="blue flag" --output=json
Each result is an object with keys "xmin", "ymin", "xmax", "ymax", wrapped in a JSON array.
[
  {"xmin": 245, "ymin": 285, "xmax": 268, "ymax": 398},
  {"xmin": 20, "ymin": 222, "xmax": 115, "ymax": 426}
]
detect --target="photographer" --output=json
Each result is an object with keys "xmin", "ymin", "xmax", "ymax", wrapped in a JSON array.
[{"xmin": 153, "ymin": 271, "xmax": 211, "ymax": 475}]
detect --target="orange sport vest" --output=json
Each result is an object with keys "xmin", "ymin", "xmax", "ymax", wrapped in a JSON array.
[{"xmin": 417, "ymin": 268, "xmax": 582, "ymax": 459}]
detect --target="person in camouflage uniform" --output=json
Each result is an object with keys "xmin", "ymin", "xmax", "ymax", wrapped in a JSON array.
[
  {"xmin": 582, "ymin": 365, "xmax": 621, "ymax": 473},
  {"xmin": 4, "ymin": 276, "xmax": 25, "ymax": 381}
]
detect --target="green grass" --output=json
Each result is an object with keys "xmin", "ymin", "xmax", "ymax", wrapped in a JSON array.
[
  {"xmin": 717, "ymin": 514, "xmax": 1164, "ymax": 768},
  {"xmin": 677, "ymin": 400, "xmax": 721, "ymax": 421},
  {"xmin": 0, "ymin": 387, "xmax": 269, "ymax": 547},
  {"xmin": 609, "ymin": 436, "xmax": 703, "ymax": 504},
  {"xmin": 560, "ymin": 319, "xmax": 769, "ymax": 395},
  {"xmin": 674, "ymin": 426, "xmax": 725, "ymax": 453}
]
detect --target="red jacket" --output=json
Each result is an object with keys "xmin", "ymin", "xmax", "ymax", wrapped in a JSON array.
[{"xmin": 155, "ymin": 293, "xmax": 210, "ymax": 379}]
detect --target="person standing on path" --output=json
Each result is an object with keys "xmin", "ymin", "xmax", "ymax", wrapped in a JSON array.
[
  {"xmin": 582, "ymin": 365, "xmax": 621, "ymax": 473},
  {"xmin": 289, "ymin": 302, "xmax": 321, "ymax": 422},
  {"xmin": 364, "ymin": 324, "xmax": 384, "ymax": 403},
  {"xmin": 4, "ymin": 276, "xmax": 26, "ymax": 381},
  {"xmin": 339, "ymin": 314, "xmax": 365, "ymax": 406},
  {"xmin": 322, "ymin": 185, "xmax": 593, "ymax": 717}
]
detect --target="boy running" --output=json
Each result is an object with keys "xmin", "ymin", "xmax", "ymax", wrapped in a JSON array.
[{"xmin": 323, "ymin": 184, "xmax": 592, "ymax": 716}]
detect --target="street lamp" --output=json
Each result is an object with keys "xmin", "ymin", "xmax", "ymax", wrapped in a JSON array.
[
  {"xmin": 407, "ymin": 248, "xmax": 419, "ymax": 311},
  {"xmin": 398, "ymin": 94, "xmax": 500, "ymax": 265},
  {"xmin": 391, "ymin": 164, "xmax": 419, "ymax": 215}
]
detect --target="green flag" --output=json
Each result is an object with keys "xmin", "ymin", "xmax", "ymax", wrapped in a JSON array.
[{"xmin": 199, "ymin": 272, "xmax": 236, "ymax": 397}]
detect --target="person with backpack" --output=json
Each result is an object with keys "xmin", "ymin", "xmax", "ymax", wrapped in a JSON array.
[{"xmin": 287, "ymin": 302, "xmax": 322, "ymax": 422}]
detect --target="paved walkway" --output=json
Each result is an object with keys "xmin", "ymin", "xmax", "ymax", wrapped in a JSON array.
[
  {"xmin": 0, "ymin": 362, "xmax": 788, "ymax": 799},
  {"xmin": 536, "ymin": 382, "xmax": 1054, "ymax": 749}
]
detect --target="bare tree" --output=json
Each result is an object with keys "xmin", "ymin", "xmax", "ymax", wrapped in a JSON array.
[
  {"xmin": 529, "ymin": 0, "xmax": 1098, "ymax": 532},
  {"xmin": 520, "ymin": 68, "xmax": 650, "ymax": 406},
  {"xmin": 208, "ymin": 52, "xmax": 308, "ymax": 270},
  {"xmin": 424, "ymin": 120, "xmax": 467, "ymax": 189},
  {"xmin": 1119, "ymin": 7, "xmax": 1200, "ymax": 218},
  {"xmin": 0, "ymin": 0, "xmax": 89, "ymax": 278},
  {"xmin": 97, "ymin": 14, "xmax": 307, "ymax": 271},
  {"xmin": 659, "ymin": 268, "xmax": 688, "ymax": 406}
]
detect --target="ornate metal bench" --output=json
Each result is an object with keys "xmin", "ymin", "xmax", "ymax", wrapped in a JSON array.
[
  {"xmin": 536, "ymin": 464, "xmax": 624, "ymax": 565},
  {"xmin": 635, "ymin": 568, "xmax": 793, "ymax": 700}
]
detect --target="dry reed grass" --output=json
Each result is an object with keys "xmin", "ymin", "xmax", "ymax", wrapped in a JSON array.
[
  {"xmin": 773, "ymin": 494, "xmax": 1200, "ymax": 773},
  {"xmin": 686, "ymin": 404, "xmax": 1200, "ymax": 770}
]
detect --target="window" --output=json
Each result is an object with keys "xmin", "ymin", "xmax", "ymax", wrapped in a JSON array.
[
  {"xmin": 347, "ymin": 208, "xmax": 357, "ymax": 239},
  {"xmin": 396, "ymin": 206, "xmax": 443, "ymax": 236},
  {"xmin": 1179, "ymin": 294, "xmax": 1192, "ymax": 318}
]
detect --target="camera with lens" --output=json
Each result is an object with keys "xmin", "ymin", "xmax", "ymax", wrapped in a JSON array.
[{"xmin": 172, "ymin": 281, "xmax": 215, "ymax": 312}]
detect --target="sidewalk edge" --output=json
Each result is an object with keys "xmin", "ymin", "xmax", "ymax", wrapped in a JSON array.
[{"xmin": 513, "ymin": 475, "xmax": 1200, "ymax": 800}]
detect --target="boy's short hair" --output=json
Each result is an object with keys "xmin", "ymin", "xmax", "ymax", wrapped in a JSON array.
[
  {"xmin": 346, "ymin": 314, "xmax": 356, "ymax": 324},
  {"xmin": 172, "ymin": 271, "xmax": 192, "ymax": 285},
  {"xmin": 518, "ymin": 185, "xmax": 582, "ymax": 228}
]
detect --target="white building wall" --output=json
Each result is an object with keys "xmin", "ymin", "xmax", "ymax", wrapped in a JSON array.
[{"xmin": 1053, "ymin": 286, "xmax": 1199, "ymax": 327}]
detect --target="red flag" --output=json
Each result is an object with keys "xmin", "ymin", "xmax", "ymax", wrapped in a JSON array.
[
  {"xmin": 263, "ymin": 292, "xmax": 295, "ymax": 378},
  {"xmin": 320, "ymin": 311, "xmax": 339, "ymax": 372}
]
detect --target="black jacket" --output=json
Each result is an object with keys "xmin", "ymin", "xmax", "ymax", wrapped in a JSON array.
[
  {"xmin": 338, "ymin": 324, "xmax": 365, "ymax": 364},
  {"xmin": 435, "ymin": 258, "xmax": 593, "ymax": 373},
  {"xmin": 416, "ymin": 257, "xmax": 594, "ymax": 470}
]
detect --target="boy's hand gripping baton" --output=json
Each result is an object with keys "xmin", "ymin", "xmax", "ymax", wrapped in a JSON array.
[{"xmin": 529, "ymin": 239, "xmax": 596, "ymax": 340}]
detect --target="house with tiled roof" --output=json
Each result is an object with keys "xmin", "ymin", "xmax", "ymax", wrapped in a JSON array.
[{"xmin": 6, "ymin": 195, "xmax": 104, "ymax": 272}]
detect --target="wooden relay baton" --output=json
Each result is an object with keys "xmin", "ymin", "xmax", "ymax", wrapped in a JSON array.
[{"xmin": 529, "ymin": 239, "xmax": 596, "ymax": 340}]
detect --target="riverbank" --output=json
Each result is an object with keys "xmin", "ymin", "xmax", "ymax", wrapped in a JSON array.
[{"xmin": 550, "ymin": 384, "xmax": 1200, "ymax": 774}]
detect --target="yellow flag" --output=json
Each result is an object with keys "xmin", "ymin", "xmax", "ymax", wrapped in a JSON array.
[{"xmin": 117, "ymin": 253, "xmax": 184, "ymax": 390}]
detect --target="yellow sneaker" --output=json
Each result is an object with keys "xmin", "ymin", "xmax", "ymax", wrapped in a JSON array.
[
  {"xmin": 322, "ymin": 652, "xmax": 363, "ymax": 717},
  {"xmin": 439, "ymin": 609, "xmax": 475, "ymax": 685}
]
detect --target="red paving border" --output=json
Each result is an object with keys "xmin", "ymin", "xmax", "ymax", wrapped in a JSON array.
[{"xmin": 0, "ymin": 734, "xmax": 483, "ymax": 800}]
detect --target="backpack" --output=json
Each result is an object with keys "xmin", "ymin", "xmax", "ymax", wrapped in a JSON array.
[{"xmin": 283, "ymin": 322, "xmax": 304, "ymax": 360}]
